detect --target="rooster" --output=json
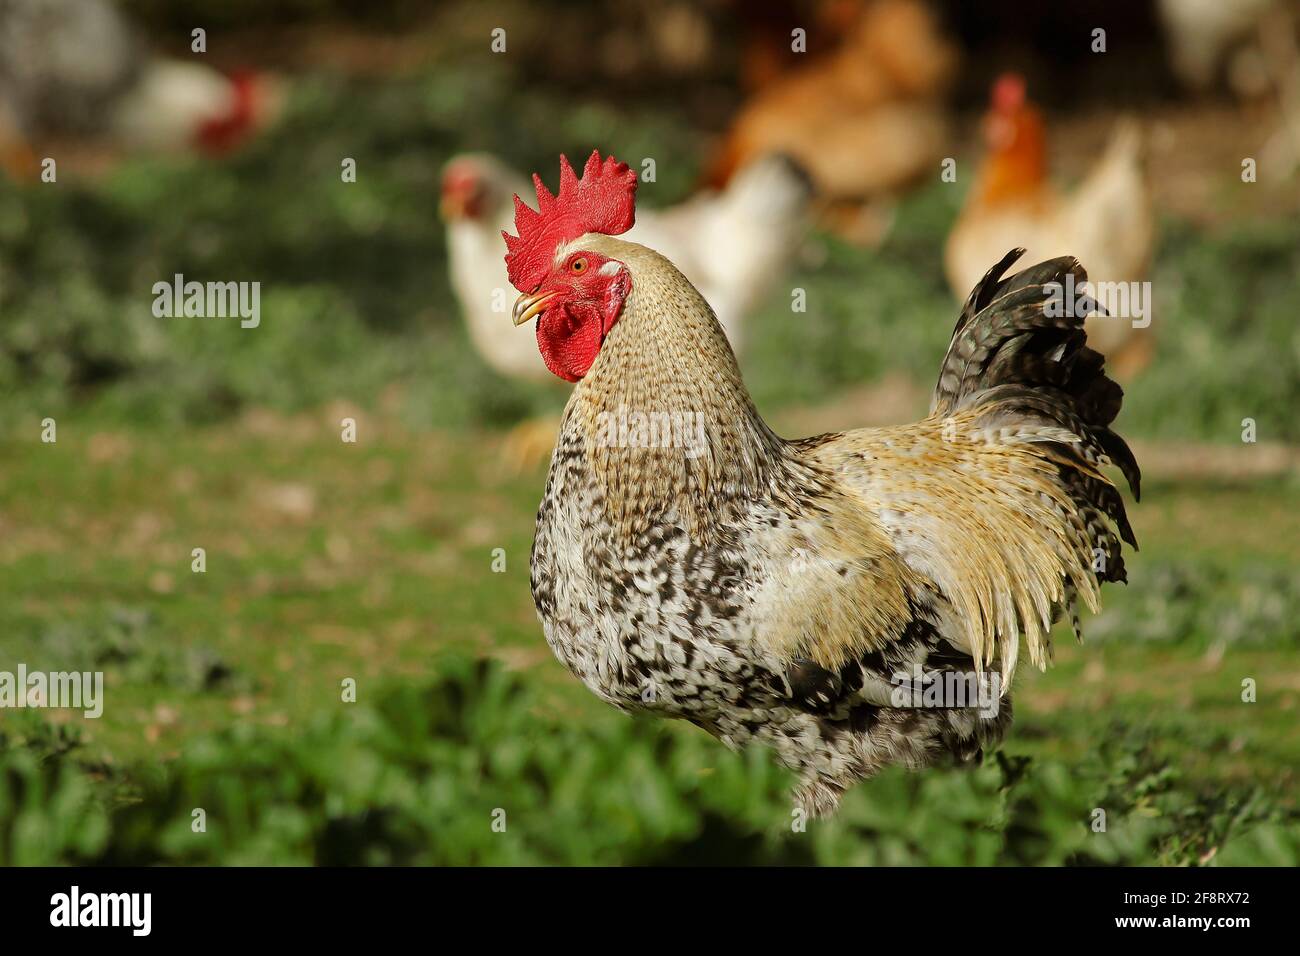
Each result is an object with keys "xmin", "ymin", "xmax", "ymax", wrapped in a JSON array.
[
  {"xmin": 0, "ymin": 0, "xmax": 273, "ymax": 177},
  {"xmin": 946, "ymin": 74, "xmax": 1156, "ymax": 379},
  {"xmin": 442, "ymin": 151, "xmax": 811, "ymax": 375},
  {"xmin": 508, "ymin": 151, "xmax": 1139, "ymax": 816}
]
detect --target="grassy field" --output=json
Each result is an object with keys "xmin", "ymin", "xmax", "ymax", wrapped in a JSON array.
[
  {"xmin": 2, "ymin": 410, "xmax": 1298, "ymax": 864},
  {"xmin": 1, "ymin": 60, "xmax": 1298, "ymax": 865}
]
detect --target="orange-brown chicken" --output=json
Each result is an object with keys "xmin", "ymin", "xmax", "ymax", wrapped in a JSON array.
[
  {"xmin": 728, "ymin": 0, "xmax": 870, "ymax": 93},
  {"xmin": 707, "ymin": 0, "xmax": 956, "ymax": 217}
]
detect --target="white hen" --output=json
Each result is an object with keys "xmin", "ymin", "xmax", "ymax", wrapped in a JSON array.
[{"xmin": 0, "ymin": 0, "xmax": 272, "ymax": 170}]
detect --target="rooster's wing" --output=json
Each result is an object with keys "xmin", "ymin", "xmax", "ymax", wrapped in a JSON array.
[{"xmin": 765, "ymin": 251, "xmax": 1139, "ymax": 688}]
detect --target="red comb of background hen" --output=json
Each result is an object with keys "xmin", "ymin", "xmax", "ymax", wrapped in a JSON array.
[
  {"xmin": 991, "ymin": 72, "xmax": 1026, "ymax": 112},
  {"xmin": 502, "ymin": 150, "xmax": 638, "ymax": 292},
  {"xmin": 196, "ymin": 70, "xmax": 260, "ymax": 155}
]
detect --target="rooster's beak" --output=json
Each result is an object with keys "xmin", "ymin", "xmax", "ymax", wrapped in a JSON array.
[{"xmin": 513, "ymin": 290, "xmax": 558, "ymax": 326}]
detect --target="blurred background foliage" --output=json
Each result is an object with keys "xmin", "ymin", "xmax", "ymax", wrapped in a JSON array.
[
  {"xmin": 3, "ymin": 66, "xmax": 1299, "ymax": 435},
  {"xmin": 1, "ymin": 1, "xmax": 1297, "ymax": 435},
  {"xmin": 1, "ymin": 0, "xmax": 1298, "ymax": 865}
]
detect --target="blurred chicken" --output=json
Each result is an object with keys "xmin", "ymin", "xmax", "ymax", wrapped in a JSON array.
[
  {"xmin": 729, "ymin": 0, "xmax": 871, "ymax": 93},
  {"xmin": 441, "ymin": 151, "xmax": 812, "ymax": 379},
  {"xmin": 707, "ymin": 0, "xmax": 955, "ymax": 227},
  {"xmin": 1157, "ymin": 0, "xmax": 1287, "ymax": 93},
  {"xmin": 1257, "ymin": 3, "xmax": 1300, "ymax": 180},
  {"xmin": 946, "ymin": 75, "xmax": 1156, "ymax": 380},
  {"xmin": 0, "ymin": 0, "xmax": 275, "ymax": 177}
]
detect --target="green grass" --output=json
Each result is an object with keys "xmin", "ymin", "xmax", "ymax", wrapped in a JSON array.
[
  {"xmin": 2, "ymin": 656, "xmax": 1296, "ymax": 866},
  {"xmin": 1, "ymin": 415, "xmax": 1297, "ymax": 865}
]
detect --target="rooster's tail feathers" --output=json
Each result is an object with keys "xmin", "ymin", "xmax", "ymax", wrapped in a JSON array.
[{"xmin": 932, "ymin": 249, "xmax": 1140, "ymax": 590}]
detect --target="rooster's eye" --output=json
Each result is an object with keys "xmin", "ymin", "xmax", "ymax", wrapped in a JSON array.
[{"xmin": 570, "ymin": 258, "xmax": 587, "ymax": 273}]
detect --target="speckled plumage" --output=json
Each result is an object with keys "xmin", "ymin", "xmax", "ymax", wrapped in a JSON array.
[{"xmin": 528, "ymin": 237, "xmax": 1138, "ymax": 816}]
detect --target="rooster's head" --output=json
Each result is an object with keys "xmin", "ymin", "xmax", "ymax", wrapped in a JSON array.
[{"xmin": 503, "ymin": 150, "xmax": 638, "ymax": 382}]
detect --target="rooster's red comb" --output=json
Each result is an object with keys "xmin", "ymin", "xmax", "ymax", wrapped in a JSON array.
[{"xmin": 502, "ymin": 150, "xmax": 638, "ymax": 292}]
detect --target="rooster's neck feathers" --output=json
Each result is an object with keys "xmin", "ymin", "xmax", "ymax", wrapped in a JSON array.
[{"xmin": 564, "ymin": 235, "xmax": 789, "ymax": 542}]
